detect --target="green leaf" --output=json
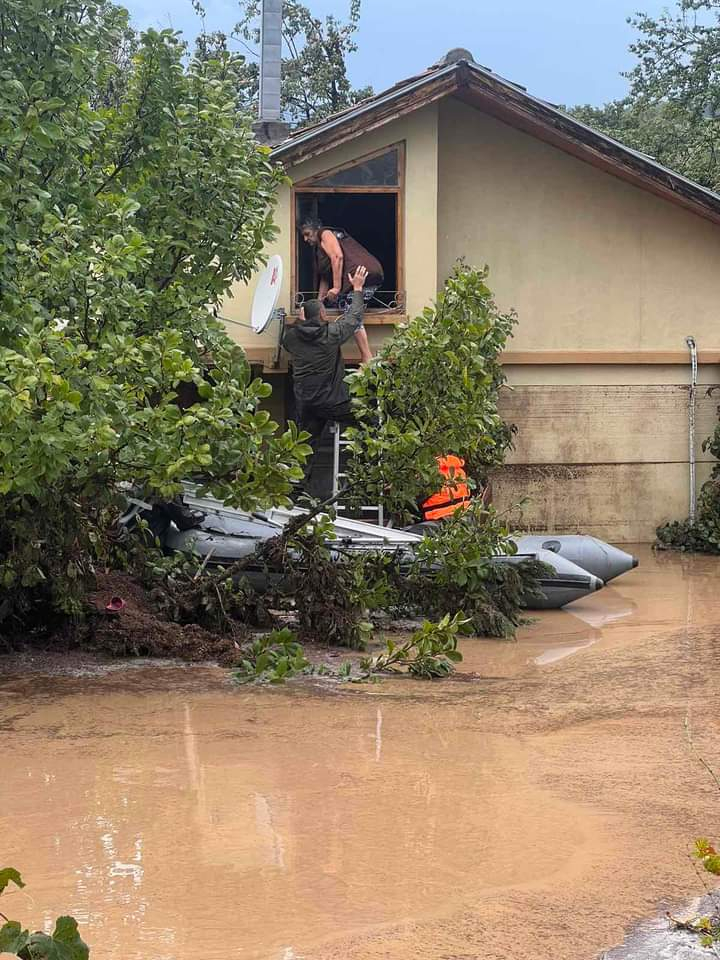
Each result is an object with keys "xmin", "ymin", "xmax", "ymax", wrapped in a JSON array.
[
  {"xmin": 0, "ymin": 921, "xmax": 30, "ymax": 954},
  {"xmin": 0, "ymin": 868, "xmax": 25, "ymax": 895},
  {"xmin": 27, "ymin": 916, "xmax": 88, "ymax": 960}
]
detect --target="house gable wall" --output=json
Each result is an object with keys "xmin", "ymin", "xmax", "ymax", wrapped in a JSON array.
[
  {"xmin": 437, "ymin": 97, "xmax": 720, "ymax": 353},
  {"xmin": 437, "ymin": 97, "xmax": 720, "ymax": 540}
]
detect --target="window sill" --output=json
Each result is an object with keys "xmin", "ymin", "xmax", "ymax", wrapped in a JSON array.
[
  {"xmin": 287, "ymin": 310, "xmax": 406, "ymax": 326},
  {"xmin": 362, "ymin": 312, "xmax": 407, "ymax": 326}
]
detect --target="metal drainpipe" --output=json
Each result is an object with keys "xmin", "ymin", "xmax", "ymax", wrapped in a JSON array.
[{"xmin": 686, "ymin": 336, "xmax": 698, "ymax": 522}]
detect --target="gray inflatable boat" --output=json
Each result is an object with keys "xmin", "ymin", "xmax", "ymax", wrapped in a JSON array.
[
  {"xmin": 493, "ymin": 549, "xmax": 604, "ymax": 609},
  {"xmin": 512, "ymin": 535, "xmax": 638, "ymax": 583},
  {"xmin": 156, "ymin": 492, "xmax": 603, "ymax": 609}
]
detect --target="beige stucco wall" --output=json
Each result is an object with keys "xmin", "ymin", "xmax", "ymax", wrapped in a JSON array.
[
  {"xmin": 222, "ymin": 103, "xmax": 440, "ymax": 357},
  {"xmin": 437, "ymin": 97, "xmax": 720, "ymax": 352}
]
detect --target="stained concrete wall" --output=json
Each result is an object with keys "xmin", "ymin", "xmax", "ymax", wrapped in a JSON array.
[
  {"xmin": 436, "ymin": 98, "xmax": 720, "ymax": 542},
  {"xmin": 493, "ymin": 369, "xmax": 718, "ymax": 541}
]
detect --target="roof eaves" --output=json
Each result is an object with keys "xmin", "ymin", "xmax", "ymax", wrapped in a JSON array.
[
  {"xmin": 270, "ymin": 53, "xmax": 720, "ymax": 221},
  {"xmin": 270, "ymin": 61, "xmax": 460, "ymax": 162},
  {"xmin": 463, "ymin": 60, "xmax": 720, "ymax": 211}
]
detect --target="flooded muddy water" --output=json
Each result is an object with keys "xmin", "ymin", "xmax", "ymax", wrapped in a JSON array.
[{"xmin": 2, "ymin": 546, "xmax": 720, "ymax": 960}]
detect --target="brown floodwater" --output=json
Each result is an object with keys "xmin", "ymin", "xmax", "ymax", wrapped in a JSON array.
[{"xmin": 2, "ymin": 545, "xmax": 720, "ymax": 960}]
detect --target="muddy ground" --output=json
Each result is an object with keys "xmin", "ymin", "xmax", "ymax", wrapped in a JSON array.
[{"xmin": 1, "ymin": 545, "xmax": 719, "ymax": 960}]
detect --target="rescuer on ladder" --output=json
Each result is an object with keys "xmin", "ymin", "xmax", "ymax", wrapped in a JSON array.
[{"xmin": 282, "ymin": 265, "xmax": 369, "ymax": 497}]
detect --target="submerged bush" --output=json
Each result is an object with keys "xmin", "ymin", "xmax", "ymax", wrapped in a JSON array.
[
  {"xmin": 656, "ymin": 477, "xmax": 720, "ymax": 553},
  {"xmin": 233, "ymin": 615, "xmax": 469, "ymax": 684},
  {"xmin": 358, "ymin": 614, "xmax": 467, "ymax": 679},
  {"xmin": 234, "ymin": 628, "xmax": 313, "ymax": 683},
  {"xmin": 403, "ymin": 501, "xmax": 549, "ymax": 637}
]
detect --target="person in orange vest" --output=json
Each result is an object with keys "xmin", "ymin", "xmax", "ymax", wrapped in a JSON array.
[{"xmin": 420, "ymin": 455, "xmax": 473, "ymax": 521}]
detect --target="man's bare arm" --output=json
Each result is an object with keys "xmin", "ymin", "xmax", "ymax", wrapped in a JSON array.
[{"xmin": 320, "ymin": 230, "xmax": 344, "ymax": 302}]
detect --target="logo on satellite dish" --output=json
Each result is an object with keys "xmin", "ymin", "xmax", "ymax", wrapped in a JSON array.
[{"xmin": 271, "ymin": 266, "xmax": 279, "ymax": 285}]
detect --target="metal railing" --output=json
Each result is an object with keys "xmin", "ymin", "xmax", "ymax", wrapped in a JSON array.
[{"xmin": 293, "ymin": 289, "xmax": 405, "ymax": 314}]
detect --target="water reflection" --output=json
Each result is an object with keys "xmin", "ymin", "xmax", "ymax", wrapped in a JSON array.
[
  {"xmin": 533, "ymin": 593, "xmax": 637, "ymax": 665},
  {"xmin": 461, "ymin": 545, "xmax": 720, "ymax": 677},
  {"xmin": 0, "ymin": 692, "xmax": 585, "ymax": 960}
]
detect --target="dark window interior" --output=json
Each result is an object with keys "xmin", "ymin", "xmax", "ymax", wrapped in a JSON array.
[
  {"xmin": 306, "ymin": 148, "xmax": 399, "ymax": 187},
  {"xmin": 295, "ymin": 192, "xmax": 398, "ymax": 301}
]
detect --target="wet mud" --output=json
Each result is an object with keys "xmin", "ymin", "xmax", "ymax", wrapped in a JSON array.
[{"xmin": 1, "ymin": 545, "xmax": 719, "ymax": 960}]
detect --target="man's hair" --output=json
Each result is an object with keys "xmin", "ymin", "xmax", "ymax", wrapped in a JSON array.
[
  {"xmin": 300, "ymin": 216, "xmax": 323, "ymax": 233},
  {"xmin": 302, "ymin": 298, "xmax": 323, "ymax": 322}
]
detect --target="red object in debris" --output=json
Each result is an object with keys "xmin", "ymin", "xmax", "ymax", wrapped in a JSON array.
[{"xmin": 105, "ymin": 596, "xmax": 126, "ymax": 613}]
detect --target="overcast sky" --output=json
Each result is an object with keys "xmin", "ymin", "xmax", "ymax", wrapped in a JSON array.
[{"xmin": 122, "ymin": 0, "xmax": 665, "ymax": 107}]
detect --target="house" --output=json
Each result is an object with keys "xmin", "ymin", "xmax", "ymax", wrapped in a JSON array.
[{"xmin": 223, "ymin": 48, "xmax": 720, "ymax": 543}]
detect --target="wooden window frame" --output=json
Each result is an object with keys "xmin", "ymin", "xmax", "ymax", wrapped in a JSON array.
[{"xmin": 290, "ymin": 141, "xmax": 406, "ymax": 321}]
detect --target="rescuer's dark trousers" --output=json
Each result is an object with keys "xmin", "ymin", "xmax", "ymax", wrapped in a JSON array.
[{"xmin": 296, "ymin": 397, "xmax": 356, "ymax": 500}]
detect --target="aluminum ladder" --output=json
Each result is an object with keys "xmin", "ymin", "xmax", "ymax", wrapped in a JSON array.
[{"xmin": 330, "ymin": 421, "xmax": 384, "ymax": 527}]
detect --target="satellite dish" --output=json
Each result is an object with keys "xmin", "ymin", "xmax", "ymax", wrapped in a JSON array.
[{"xmin": 250, "ymin": 255, "xmax": 283, "ymax": 334}]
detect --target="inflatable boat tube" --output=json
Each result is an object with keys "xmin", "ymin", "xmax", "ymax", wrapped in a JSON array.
[
  {"xmin": 493, "ymin": 550, "xmax": 604, "ymax": 610},
  {"xmin": 167, "ymin": 497, "xmax": 421, "ymax": 563},
  {"xmin": 512, "ymin": 535, "xmax": 638, "ymax": 583},
  {"xmin": 172, "ymin": 491, "xmax": 603, "ymax": 608}
]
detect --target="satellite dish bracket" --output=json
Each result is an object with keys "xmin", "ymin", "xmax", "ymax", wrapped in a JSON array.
[{"xmin": 272, "ymin": 307, "xmax": 286, "ymax": 368}]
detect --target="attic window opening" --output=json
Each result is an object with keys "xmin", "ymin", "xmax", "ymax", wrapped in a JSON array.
[{"xmin": 292, "ymin": 144, "xmax": 404, "ymax": 314}]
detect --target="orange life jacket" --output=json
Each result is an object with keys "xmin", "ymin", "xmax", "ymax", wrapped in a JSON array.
[{"xmin": 421, "ymin": 455, "xmax": 471, "ymax": 521}]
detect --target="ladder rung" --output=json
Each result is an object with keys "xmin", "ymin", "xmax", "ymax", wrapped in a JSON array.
[{"xmin": 332, "ymin": 420, "xmax": 382, "ymax": 522}]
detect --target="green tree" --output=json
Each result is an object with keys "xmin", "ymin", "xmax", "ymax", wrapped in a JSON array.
[
  {"xmin": 197, "ymin": 0, "xmax": 373, "ymax": 127},
  {"xmin": 0, "ymin": 0, "xmax": 310, "ymax": 634},
  {"xmin": 571, "ymin": 1, "xmax": 720, "ymax": 191},
  {"xmin": 345, "ymin": 264, "xmax": 516, "ymax": 523}
]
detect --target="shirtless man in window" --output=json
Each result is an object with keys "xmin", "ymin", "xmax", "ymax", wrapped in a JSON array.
[{"xmin": 301, "ymin": 218, "xmax": 383, "ymax": 364}]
